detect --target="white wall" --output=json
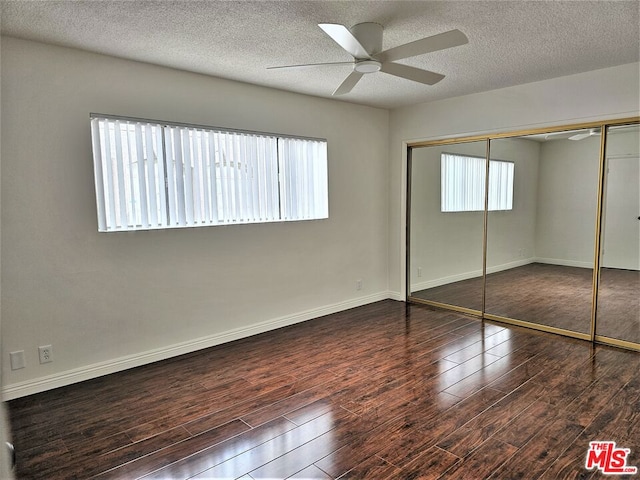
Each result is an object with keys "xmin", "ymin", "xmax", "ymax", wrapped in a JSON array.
[
  {"xmin": 389, "ymin": 62, "xmax": 640, "ymax": 297},
  {"xmin": 535, "ymin": 137, "xmax": 601, "ymax": 267},
  {"xmin": 486, "ymin": 138, "xmax": 540, "ymax": 269},
  {"xmin": 0, "ymin": 37, "xmax": 390, "ymax": 399}
]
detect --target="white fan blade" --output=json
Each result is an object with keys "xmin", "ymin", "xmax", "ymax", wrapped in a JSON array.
[
  {"xmin": 377, "ymin": 29, "xmax": 468, "ymax": 63},
  {"xmin": 380, "ymin": 63, "xmax": 445, "ymax": 86},
  {"xmin": 267, "ymin": 61, "xmax": 353, "ymax": 70},
  {"xmin": 333, "ymin": 71, "xmax": 364, "ymax": 95},
  {"xmin": 569, "ymin": 129, "xmax": 600, "ymax": 140},
  {"xmin": 568, "ymin": 133, "xmax": 591, "ymax": 141},
  {"xmin": 319, "ymin": 23, "xmax": 371, "ymax": 59}
]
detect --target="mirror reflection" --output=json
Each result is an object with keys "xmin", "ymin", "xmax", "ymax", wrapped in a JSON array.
[
  {"xmin": 409, "ymin": 141, "xmax": 486, "ymax": 312},
  {"xmin": 484, "ymin": 131, "xmax": 601, "ymax": 334},
  {"xmin": 597, "ymin": 124, "xmax": 640, "ymax": 344},
  {"xmin": 408, "ymin": 121, "xmax": 639, "ymax": 349}
]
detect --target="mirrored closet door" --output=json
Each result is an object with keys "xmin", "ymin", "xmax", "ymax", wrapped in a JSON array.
[
  {"xmin": 485, "ymin": 131, "xmax": 601, "ymax": 337},
  {"xmin": 596, "ymin": 123, "xmax": 640, "ymax": 346},
  {"xmin": 409, "ymin": 141, "xmax": 487, "ymax": 314},
  {"xmin": 407, "ymin": 118, "xmax": 639, "ymax": 352}
]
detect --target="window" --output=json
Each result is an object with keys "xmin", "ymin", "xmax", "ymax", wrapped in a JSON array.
[
  {"xmin": 441, "ymin": 153, "xmax": 514, "ymax": 212},
  {"xmin": 90, "ymin": 115, "xmax": 328, "ymax": 231}
]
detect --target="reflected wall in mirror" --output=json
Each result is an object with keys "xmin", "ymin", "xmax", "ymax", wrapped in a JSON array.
[
  {"xmin": 409, "ymin": 141, "xmax": 486, "ymax": 312},
  {"xmin": 597, "ymin": 123, "xmax": 640, "ymax": 344},
  {"xmin": 485, "ymin": 130, "xmax": 601, "ymax": 335}
]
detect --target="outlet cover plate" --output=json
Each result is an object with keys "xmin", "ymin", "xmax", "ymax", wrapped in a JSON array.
[{"xmin": 39, "ymin": 345, "xmax": 53, "ymax": 364}]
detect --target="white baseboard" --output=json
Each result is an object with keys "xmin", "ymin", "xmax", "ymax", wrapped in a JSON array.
[
  {"xmin": 411, "ymin": 270, "xmax": 483, "ymax": 292},
  {"xmin": 387, "ymin": 291, "xmax": 405, "ymax": 301},
  {"xmin": 411, "ymin": 258, "xmax": 535, "ymax": 292},
  {"xmin": 534, "ymin": 257, "xmax": 593, "ymax": 269},
  {"xmin": 487, "ymin": 258, "xmax": 537, "ymax": 274},
  {"xmin": 410, "ymin": 257, "xmax": 593, "ymax": 293},
  {"xmin": 2, "ymin": 291, "xmax": 398, "ymax": 401}
]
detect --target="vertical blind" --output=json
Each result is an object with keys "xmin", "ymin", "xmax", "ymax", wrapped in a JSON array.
[
  {"xmin": 278, "ymin": 137, "xmax": 329, "ymax": 221},
  {"xmin": 441, "ymin": 153, "xmax": 514, "ymax": 212},
  {"xmin": 90, "ymin": 116, "xmax": 328, "ymax": 232}
]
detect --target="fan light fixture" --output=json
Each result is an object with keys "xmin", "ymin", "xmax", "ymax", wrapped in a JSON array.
[{"xmin": 354, "ymin": 60, "xmax": 382, "ymax": 73}]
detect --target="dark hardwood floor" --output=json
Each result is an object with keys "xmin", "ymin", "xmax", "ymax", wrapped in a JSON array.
[
  {"xmin": 412, "ymin": 263, "xmax": 639, "ymax": 342},
  {"xmin": 7, "ymin": 300, "xmax": 640, "ymax": 479},
  {"xmin": 598, "ymin": 267, "xmax": 640, "ymax": 343}
]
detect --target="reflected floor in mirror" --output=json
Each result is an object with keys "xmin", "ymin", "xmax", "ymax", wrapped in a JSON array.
[
  {"xmin": 7, "ymin": 300, "xmax": 640, "ymax": 479},
  {"xmin": 598, "ymin": 267, "xmax": 640, "ymax": 344},
  {"xmin": 413, "ymin": 263, "xmax": 639, "ymax": 340}
]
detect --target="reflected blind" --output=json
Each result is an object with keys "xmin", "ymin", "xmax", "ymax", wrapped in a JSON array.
[
  {"xmin": 441, "ymin": 153, "xmax": 514, "ymax": 212},
  {"xmin": 91, "ymin": 116, "xmax": 328, "ymax": 231}
]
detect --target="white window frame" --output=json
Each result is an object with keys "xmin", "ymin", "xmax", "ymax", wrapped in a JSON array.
[
  {"xmin": 441, "ymin": 152, "xmax": 514, "ymax": 213},
  {"xmin": 90, "ymin": 114, "xmax": 328, "ymax": 232}
]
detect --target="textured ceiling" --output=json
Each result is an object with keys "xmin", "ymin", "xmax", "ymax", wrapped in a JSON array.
[{"xmin": 1, "ymin": 0, "xmax": 639, "ymax": 109}]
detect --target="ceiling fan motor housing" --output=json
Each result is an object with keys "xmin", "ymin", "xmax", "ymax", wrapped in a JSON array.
[{"xmin": 350, "ymin": 22, "xmax": 384, "ymax": 56}]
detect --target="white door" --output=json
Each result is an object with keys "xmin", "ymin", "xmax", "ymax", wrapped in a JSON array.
[{"xmin": 602, "ymin": 155, "xmax": 640, "ymax": 270}]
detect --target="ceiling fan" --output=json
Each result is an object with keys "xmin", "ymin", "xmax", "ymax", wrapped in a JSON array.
[
  {"xmin": 543, "ymin": 128, "xmax": 602, "ymax": 141},
  {"xmin": 268, "ymin": 22, "xmax": 468, "ymax": 95},
  {"xmin": 568, "ymin": 128, "xmax": 600, "ymax": 141}
]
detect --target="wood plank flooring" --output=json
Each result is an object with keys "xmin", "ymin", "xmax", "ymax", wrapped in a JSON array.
[
  {"xmin": 7, "ymin": 300, "xmax": 640, "ymax": 479},
  {"xmin": 412, "ymin": 263, "xmax": 639, "ymax": 342},
  {"xmin": 598, "ymin": 267, "xmax": 640, "ymax": 343}
]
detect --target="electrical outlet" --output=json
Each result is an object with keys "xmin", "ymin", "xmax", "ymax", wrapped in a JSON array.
[
  {"xmin": 39, "ymin": 345, "xmax": 53, "ymax": 364},
  {"xmin": 356, "ymin": 279, "xmax": 363, "ymax": 291},
  {"xmin": 417, "ymin": 267, "xmax": 423, "ymax": 277},
  {"xmin": 10, "ymin": 351, "xmax": 25, "ymax": 370}
]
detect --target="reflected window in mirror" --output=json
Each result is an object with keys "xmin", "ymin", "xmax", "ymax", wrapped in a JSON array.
[{"xmin": 441, "ymin": 153, "xmax": 514, "ymax": 212}]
